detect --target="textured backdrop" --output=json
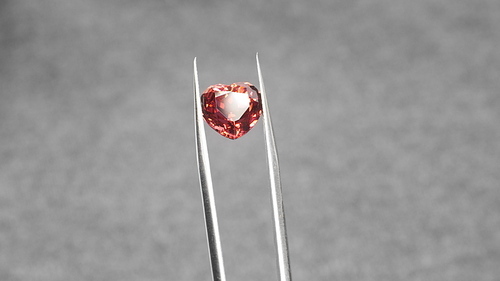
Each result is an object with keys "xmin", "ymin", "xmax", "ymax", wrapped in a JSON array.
[{"xmin": 1, "ymin": 0, "xmax": 499, "ymax": 280}]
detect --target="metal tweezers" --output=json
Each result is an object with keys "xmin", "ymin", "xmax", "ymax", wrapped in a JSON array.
[{"xmin": 193, "ymin": 54, "xmax": 292, "ymax": 281}]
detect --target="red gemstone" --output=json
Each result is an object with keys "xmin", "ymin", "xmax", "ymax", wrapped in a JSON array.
[{"xmin": 201, "ymin": 82, "xmax": 262, "ymax": 139}]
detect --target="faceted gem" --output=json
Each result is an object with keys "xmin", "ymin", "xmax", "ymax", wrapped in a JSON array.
[{"xmin": 201, "ymin": 82, "xmax": 262, "ymax": 140}]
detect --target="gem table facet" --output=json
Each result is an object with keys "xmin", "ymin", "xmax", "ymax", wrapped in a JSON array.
[{"xmin": 201, "ymin": 82, "xmax": 262, "ymax": 139}]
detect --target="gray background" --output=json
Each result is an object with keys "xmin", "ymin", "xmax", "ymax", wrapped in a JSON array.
[{"xmin": 1, "ymin": 0, "xmax": 499, "ymax": 280}]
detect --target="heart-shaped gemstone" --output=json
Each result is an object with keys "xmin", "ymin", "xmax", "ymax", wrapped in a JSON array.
[{"xmin": 201, "ymin": 82, "xmax": 262, "ymax": 139}]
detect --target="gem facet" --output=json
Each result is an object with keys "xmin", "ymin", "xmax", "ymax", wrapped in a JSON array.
[{"xmin": 201, "ymin": 82, "xmax": 262, "ymax": 140}]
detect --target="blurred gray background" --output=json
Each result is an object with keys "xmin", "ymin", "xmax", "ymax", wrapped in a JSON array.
[{"xmin": 1, "ymin": 0, "xmax": 499, "ymax": 280}]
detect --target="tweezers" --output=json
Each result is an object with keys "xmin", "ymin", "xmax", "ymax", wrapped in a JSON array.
[{"xmin": 193, "ymin": 54, "xmax": 292, "ymax": 281}]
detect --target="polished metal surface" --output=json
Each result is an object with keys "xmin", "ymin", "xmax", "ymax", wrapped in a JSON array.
[
  {"xmin": 256, "ymin": 53, "xmax": 292, "ymax": 281},
  {"xmin": 194, "ymin": 58, "xmax": 227, "ymax": 281}
]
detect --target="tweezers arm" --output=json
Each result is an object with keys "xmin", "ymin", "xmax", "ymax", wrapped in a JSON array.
[
  {"xmin": 194, "ymin": 58, "xmax": 227, "ymax": 281},
  {"xmin": 257, "ymin": 54, "xmax": 292, "ymax": 281}
]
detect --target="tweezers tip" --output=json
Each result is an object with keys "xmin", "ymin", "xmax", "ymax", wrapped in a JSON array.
[{"xmin": 193, "ymin": 58, "xmax": 199, "ymax": 92}]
